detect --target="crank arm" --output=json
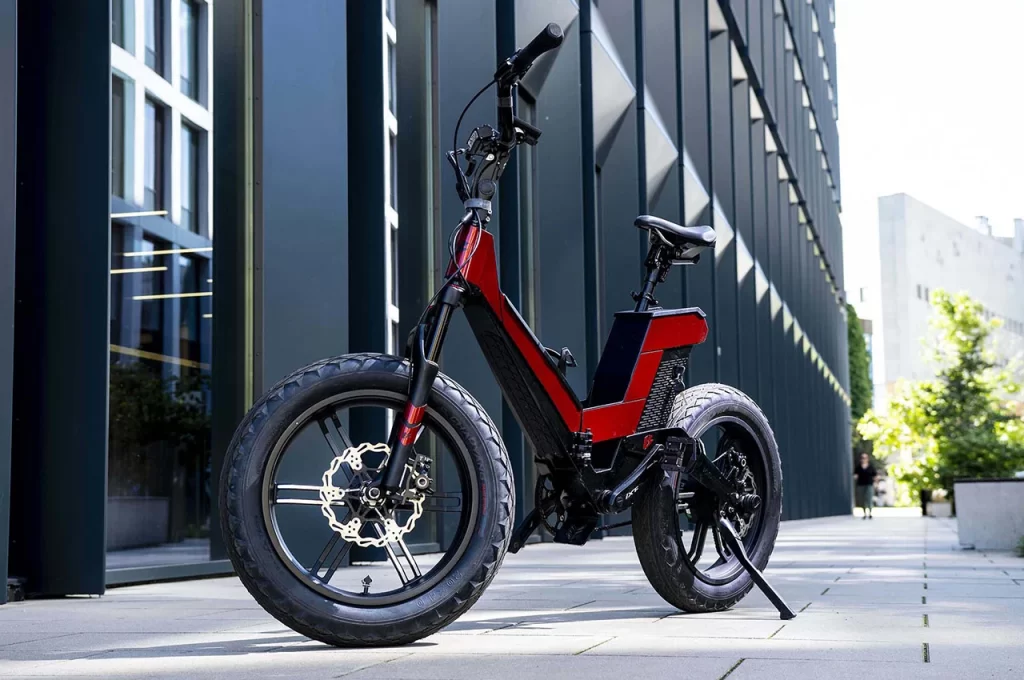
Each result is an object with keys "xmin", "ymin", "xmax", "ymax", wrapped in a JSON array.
[
  {"xmin": 508, "ymin": 500, "xmax": 554, "ymax": 554},
  {"xmin": 718, "ymin": 517, "xmax": 795, "ymax": 620},
  {"xmin": 599, "ymin": 444, "xmax": 663, "ymax": 513}
]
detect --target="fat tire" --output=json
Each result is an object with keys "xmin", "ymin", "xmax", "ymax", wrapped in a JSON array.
[
  {"xmin": 632, "ymin": 383, "xmax": 783, "ymax": 613},
  {"xmin": 219, "ymin": 353, "xmax": 514, "ymax": 647}
]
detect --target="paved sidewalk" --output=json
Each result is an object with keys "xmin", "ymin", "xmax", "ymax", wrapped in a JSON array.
[{"xmin": 2, "ymin": 513, "xmax": 1023, "ymax": 678}]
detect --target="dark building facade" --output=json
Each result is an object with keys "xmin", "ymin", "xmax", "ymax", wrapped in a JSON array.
[{"xmin": 0, "ymin": 0, "xmax": 850, "ymax": 603}]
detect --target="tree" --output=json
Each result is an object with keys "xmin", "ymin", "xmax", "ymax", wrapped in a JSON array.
[
  {"xmin": 847, "ymin": 303, "xmax": 873, "ymax": 455},
  {"xmin": 858, "ymin": 290, "xmax": 1024, "ymax": 501}
]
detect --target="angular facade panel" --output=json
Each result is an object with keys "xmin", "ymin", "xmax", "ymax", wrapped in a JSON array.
[{"xmin": 1, "ymin": 0, "xmax": 850, "ymax": 594}]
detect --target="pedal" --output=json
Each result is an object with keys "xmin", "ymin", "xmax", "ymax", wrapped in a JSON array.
[
  {"xmin": 554, "ymin": 515, "xmax": 598, "ymax": 546},
  {"xmin": 508, "ymin": 507, "xmax": 544, "ymax": 554}
]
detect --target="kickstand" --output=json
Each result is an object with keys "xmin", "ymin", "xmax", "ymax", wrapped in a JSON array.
[{"xmin": 718, "ymin": 517, "xmax": 796, "ymax": 620}]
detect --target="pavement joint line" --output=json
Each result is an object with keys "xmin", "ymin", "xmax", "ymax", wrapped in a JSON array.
[
  {"xmin": 922, "ymin": 596, "xmax": 926, "ymax": 604},
  {"xmin": 0, "ymin": 631, "xmax": 79, "ymax": 649},
  {"xmin": 482, "ymin": 623, "xmax": 518, "ymax": 634},
  {"xmin": 717, "ymin": 658, "xmax": 745, "ymax": 679},
  {"xmin": 820, "ymin": 587, "xmax": 830, "ymax": 595},
  {"xmin": 922, "ymin": 642, "xmax": 930, "ymax": 663},
  {"xmin": 563, "ymin": 600, "xmax": 596, "ymax": 611},
  {"xmin": 767, "ymin": 625, "xmax": 785, "ymax": 639},
  {"xmin": 798, "ymin": 602, "xmax": 811, "ymax": 613},
  {"xmin": 923, "ymin": 614, "xmax": 929, "ymax": 627},
  {"xmin": 333, "ymin": 651, "xmax": 415, "ymax": 678},
  {"xmin": 573, "ymin": 636, "xmax": 613, "ymax": 655}
]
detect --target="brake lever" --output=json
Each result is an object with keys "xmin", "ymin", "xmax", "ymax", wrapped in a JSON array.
[
  {"xmin": 513, "ymin": 115, "xmax": 542, "ymax": 146},
  {"xmin": 445, "ymin": 150, "xmax": 470, "ymax": 203}
]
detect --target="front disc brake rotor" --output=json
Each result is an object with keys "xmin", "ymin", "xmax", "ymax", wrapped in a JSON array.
[{"xmin": 319, "ymin": 442, "xmax": 424, "ymax": 547}]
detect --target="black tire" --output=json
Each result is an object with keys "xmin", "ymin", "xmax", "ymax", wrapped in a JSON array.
[
  {"xmin": 632, "ymin": 383, "xmax": 783, "ymax": 613},
  {"xmin": 219, "ymin": 353, "xmax": 514, "ymax": 647}
]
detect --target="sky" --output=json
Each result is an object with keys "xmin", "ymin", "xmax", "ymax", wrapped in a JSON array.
[{"xmin": 835, "ymin": 0, "xmax": 1024, "ymax": 298}]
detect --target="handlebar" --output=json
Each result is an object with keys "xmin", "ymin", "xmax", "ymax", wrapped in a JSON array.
[
  {"xmin": 448, "ymin": 24, "xmax": 565, "ymax": 211},
  {"xmin": 495, "ymin": 23, "xmax": 564, "ymax": 84}
]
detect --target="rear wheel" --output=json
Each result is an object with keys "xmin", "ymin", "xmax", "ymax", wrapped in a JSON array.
[
  {"xmin": 220, "ymin": 353, "xmax": 513, "ymax": 646},
  {"xmin": 633, "ymin": 383, "xmax": 783, "ymax": 612}
]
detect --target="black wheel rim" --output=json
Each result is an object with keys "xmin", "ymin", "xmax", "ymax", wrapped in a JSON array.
[
  {"xmin": 675, "ymin": 414, "xmax": 769, "ymax": 587},
  {"xmin": 261, "ymin": 389, "xmax": 478, "ymax": 607}
]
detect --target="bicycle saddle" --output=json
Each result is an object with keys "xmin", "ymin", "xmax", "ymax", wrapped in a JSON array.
[{"xmin": 635, "ymin": 215, "xmax": 716, "ymax": 249}]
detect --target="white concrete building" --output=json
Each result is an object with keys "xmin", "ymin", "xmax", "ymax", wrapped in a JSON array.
[{"xmin": 864, "ymin": 193, "xmax": 1024, "ymax": 402}]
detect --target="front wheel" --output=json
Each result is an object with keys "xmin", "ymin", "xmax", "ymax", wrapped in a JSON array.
[
  {"xmin": 219, "ymin": 353, "xmax": 513, "ymax": 647},
  {"xmin": 632, "ymin": 383, "xmax": 783, "ymax": 613}
]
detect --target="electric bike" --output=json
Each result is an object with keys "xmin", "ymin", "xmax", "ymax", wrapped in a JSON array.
[{"xmin": 220, "ymin": 23, "xmax": 793, "ymax": 648}]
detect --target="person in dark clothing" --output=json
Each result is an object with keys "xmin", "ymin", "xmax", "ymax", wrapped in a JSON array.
[{"xmin": 854, "ymin": 453, "xmax": 878, "ymax": 519}]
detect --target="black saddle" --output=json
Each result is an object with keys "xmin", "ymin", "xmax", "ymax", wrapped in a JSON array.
[{"xmin": 635, "ymin": 215, "xmax": 716, "ymax": 251}]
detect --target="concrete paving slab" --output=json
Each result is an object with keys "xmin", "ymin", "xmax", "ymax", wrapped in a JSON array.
[
  {"xmin": 728, "ymin": 658, "xmax": 952, "ymax": 680},
  {"xmin": 586, "ymin": 634, "xmax": 923, "ymax": 662},
  {"xmin": 1, "ymin": 514, "xmax": 1021, "ymax": 678}
]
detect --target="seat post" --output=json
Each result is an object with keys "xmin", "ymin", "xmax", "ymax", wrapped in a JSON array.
[{"xmin": 633, "ymin": 241, "xmax": 672, "ymax": 312}]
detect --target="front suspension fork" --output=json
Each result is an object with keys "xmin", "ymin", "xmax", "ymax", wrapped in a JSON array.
[{"xmin": 380, "ymin": 284, "xmax": 464, "ymax": 492}]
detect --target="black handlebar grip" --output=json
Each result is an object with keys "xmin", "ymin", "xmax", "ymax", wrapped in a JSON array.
[{"xmin": 510, "ymin": 23, "xmax": 564, "ymax": 74}]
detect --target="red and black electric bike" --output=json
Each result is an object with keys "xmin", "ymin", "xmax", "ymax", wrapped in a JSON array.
[{"xmin": 220, "ymin": 24, "xmax": 793, "ymax": 648}]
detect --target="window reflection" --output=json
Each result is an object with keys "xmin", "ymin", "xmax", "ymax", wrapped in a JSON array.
[
  {"xmin": 180, "ymin": 0, "xmax": 200, "ymax": 99},
  {"xmin": 144, "ymin": 99, "xmax": 166, "ymax": 211},
  {"xmin": 181, "ymin": 123, "xmax": 199, "ymax": 232},
  {"xmin": 145, "ymin": 0, "xmax": 165, "ymax": 76},
  {"xmin": 108, "ymin": 0, "xmax": 214, "ymax": 571}
]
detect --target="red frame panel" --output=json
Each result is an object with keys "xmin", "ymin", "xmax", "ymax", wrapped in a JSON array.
[{"xmin": 455, "ymin": 228, "xmax": 708, "ymax": 443}]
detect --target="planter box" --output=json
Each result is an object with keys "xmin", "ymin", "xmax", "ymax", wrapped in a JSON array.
[
  {"xmin": 106, "ymin": 496, "xmax": 170, "ymax": 551},
  {"xmin": 928, "ymin": 501, "xmax": 952, "ymax": 518},
  {"xmin": 954, "ymin": 479, "xmax": 1024, "ymax": 551}
]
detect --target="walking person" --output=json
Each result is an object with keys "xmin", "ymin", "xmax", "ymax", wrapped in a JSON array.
[{"xmin": 854, "ymin": 453, "xmax": 878, "ymax": 519}]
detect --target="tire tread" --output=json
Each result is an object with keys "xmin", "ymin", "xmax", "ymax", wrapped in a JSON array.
[{"xmin": 219, "ymin": 353, "xmax": 514, "ymax": 647}]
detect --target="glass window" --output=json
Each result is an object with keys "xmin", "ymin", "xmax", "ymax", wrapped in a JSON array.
[
  {"xmin": 390, "ymin": 321, "xmax": 401, "ymax": 356},
  {"xmin": 108, "ymin": 0, "xmax": 215, "ymax": 578},
  {"xmin": 181, "ymin": 123, "xmax": 200, "ymax": 232},
  {"xmin": 388, "ymin": 131, "xmax": 398, "ymax": 211},
  {"xmin": 111, "ymin": 77, "xmax": 125, "ymax": 198},
  {"xmin": 112, "ymin": 0, "xmax": 125, "ymax": 48},
  {"xmin": 145, "ymin": 0, "xmax": 165, "ymax": 75},
  {"xmin": 178, "ymin": 256, "xmax": 201, "ymax": 372},
  {"xmin": 387, "ymin": 40, "xmax": 397, "ymax": 116},
  {"xmin": 390, "ymin": 226, "xmax": 399, "ymax": 307},
  {"xmin": 180, "ymin": 0, "xmax": 200, "ymax": 99},
  {"xmin": 144, "ymin": 98, "xmax": 166, "ymax": 211}
]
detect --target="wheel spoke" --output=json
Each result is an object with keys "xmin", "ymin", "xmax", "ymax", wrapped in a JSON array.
[
  {"xmin": 310, "ymin": 522, "xmax": 354, "ymax": 584},
  {"xmin": 688, "ymin": 521, "xmax": 708, "ymax": 563},
  {"xmin": 395, "ymin": 536, "xmax": 423, "ymax": 578},
  {"xmin": 273, "ymin": 483, "xmax": 337, "ymax": 506},
  {"xmin": 318, "ymin": 416, "xmax": 361, "ymax": 483},
  {"xmin": 710, "ymin": 520, "xmax": 731, "ymax": 563},
  {"xmin": 329, "ymin": 413, "xmax": 355, "ymax": 450},
  {"xmin": 372, "ymin": 523, "xmax": 412, "ymax": 585},
  {"xmin": 421, "ymin": 491, "xmax": 462, "ymax": 513}
]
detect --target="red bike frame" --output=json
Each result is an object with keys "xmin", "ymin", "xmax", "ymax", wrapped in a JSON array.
[{"xmin": 455, "ymin": 225, "xmax": 708, "ymax": 444}]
